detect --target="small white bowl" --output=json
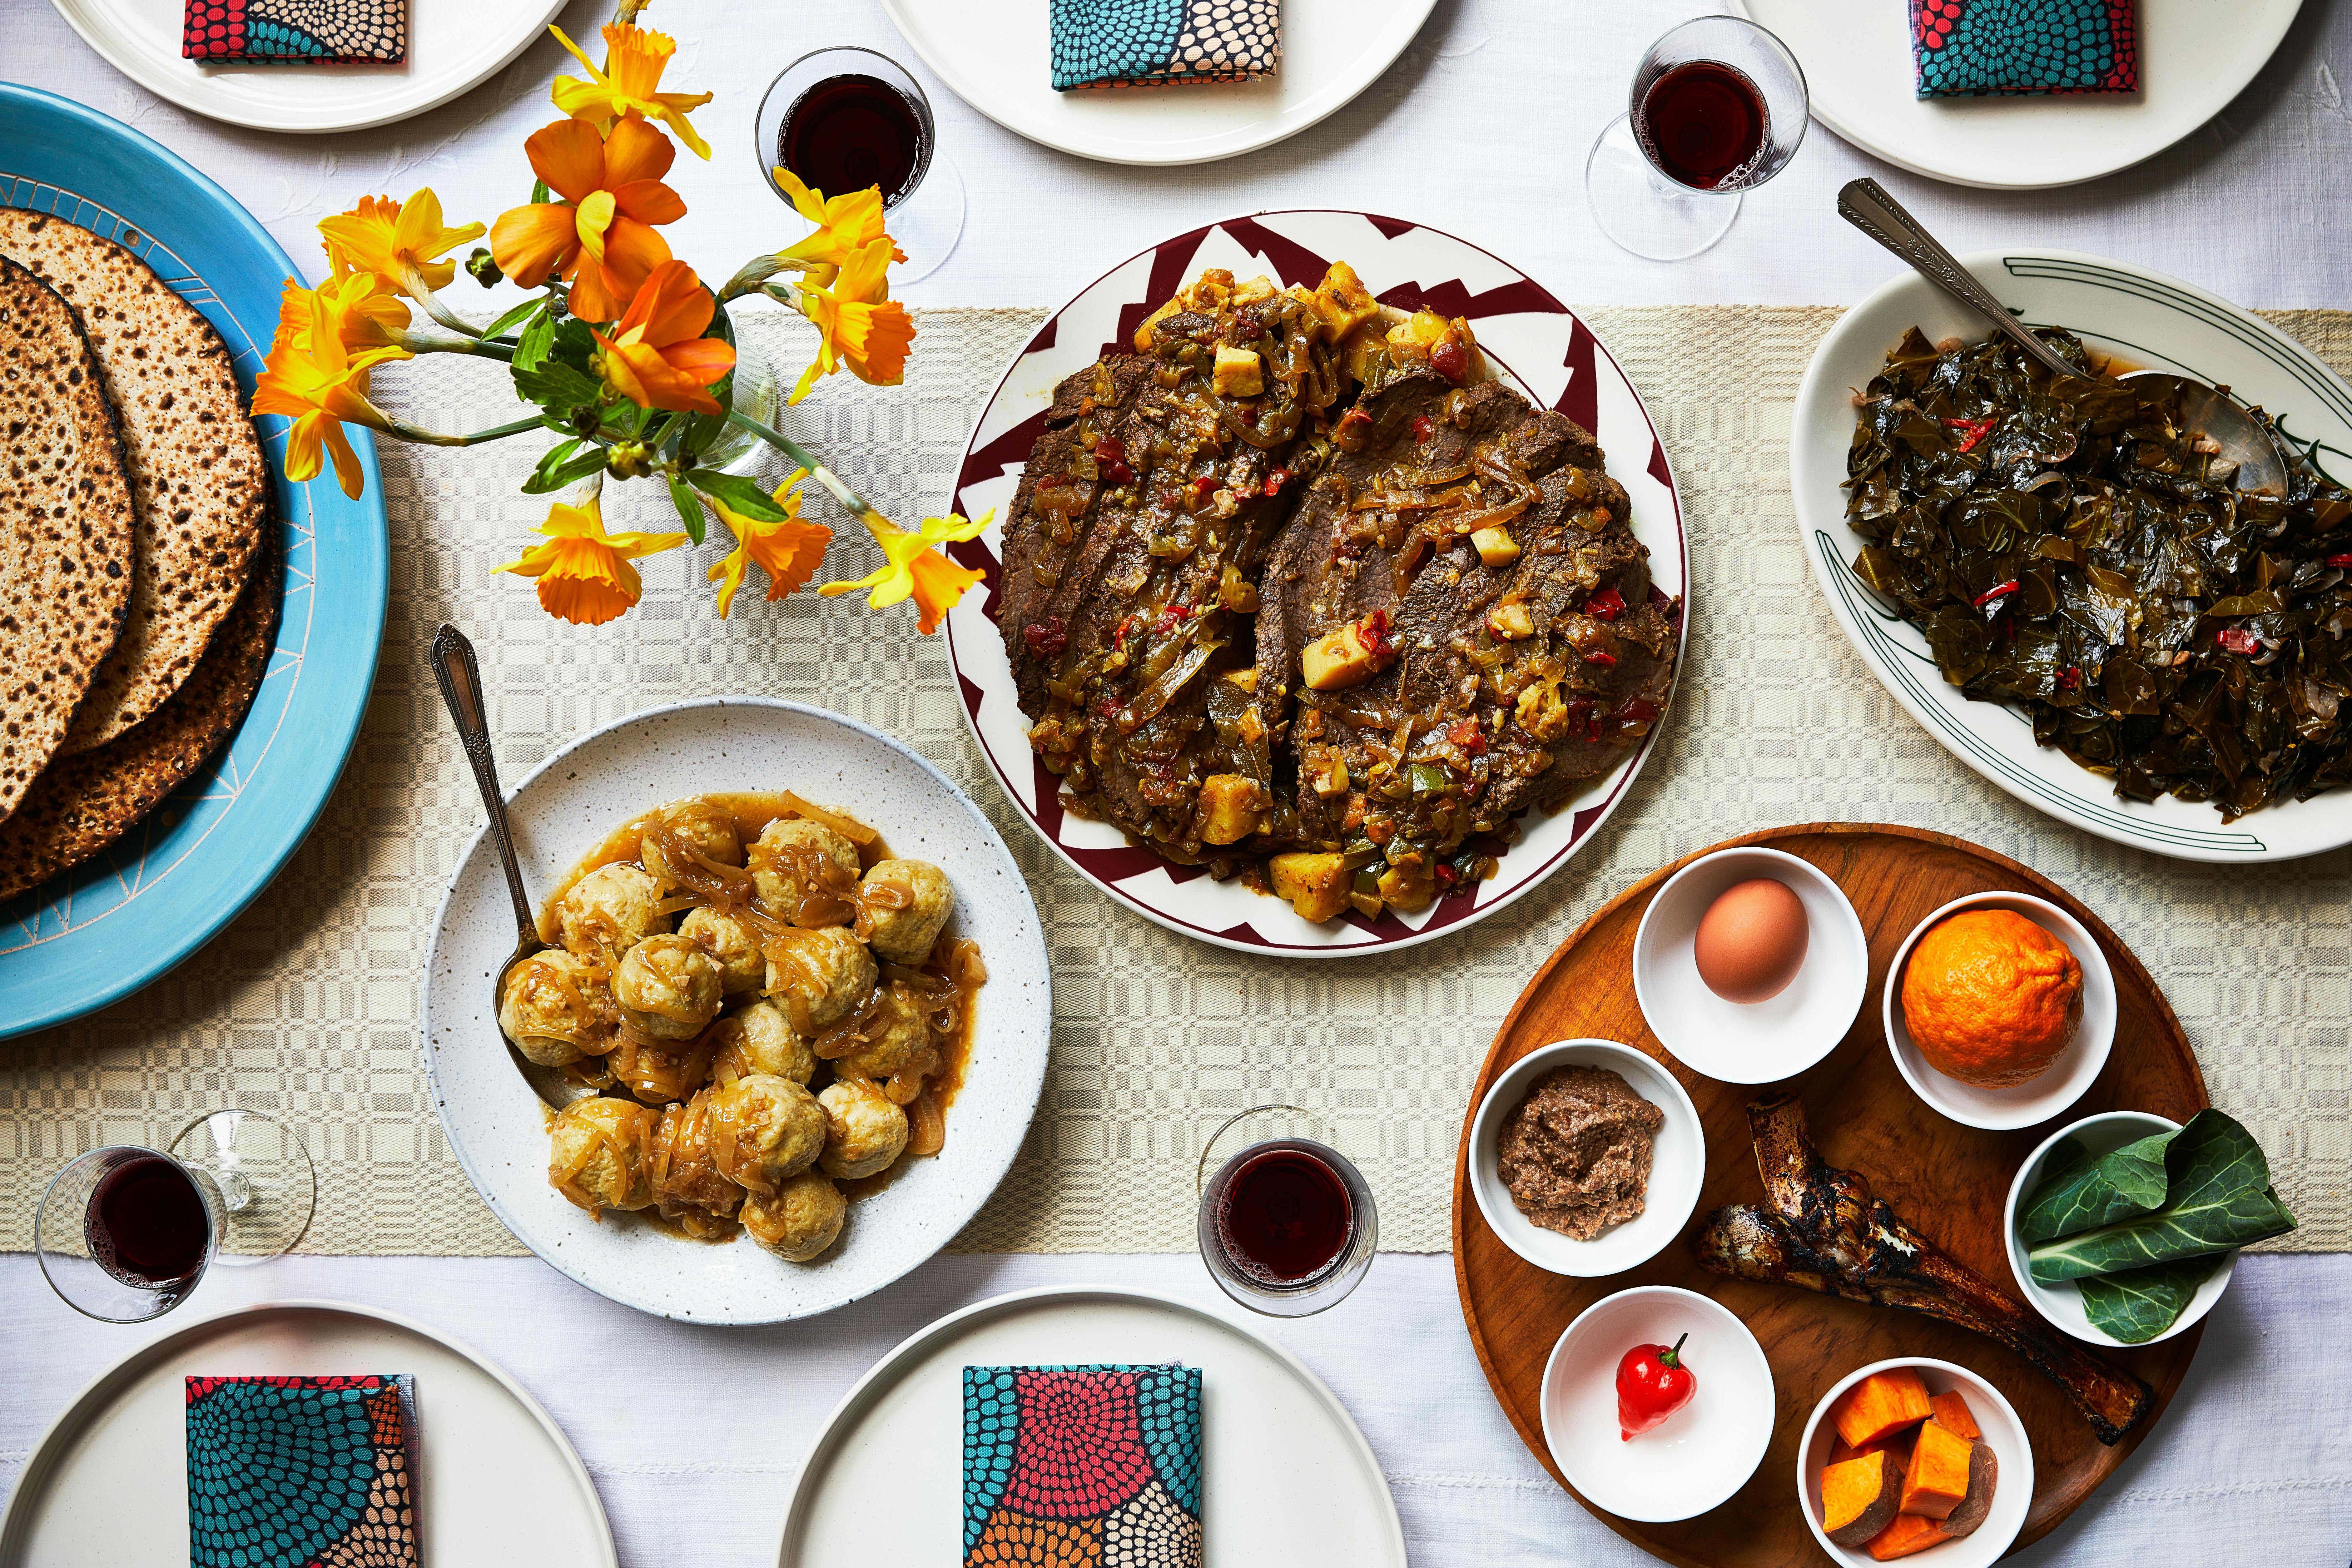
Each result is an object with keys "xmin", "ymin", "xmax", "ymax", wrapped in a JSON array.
[
  {"xmin": 1798, "ymin": 1358, "xmax": 2033, "ymax": 1568},
  {"xmin": 1467, "ymin": 1040, "xmax": 1705, "ymax": 1278},
  {"xmin": 2003, "ymin": 1111, "xmax": 2235, "ymax": 1347},
  {"xmin": 1883, "ymin": 891, "xmax": 2117, "ymax": 1131},
  {"xmin": 1540, "ymin": 1285, "xmax": 1774, "ymax": 1523},
  {"xmin": 1632, "ymin": 847, "xmax": 1870, "ymax": 1085}
]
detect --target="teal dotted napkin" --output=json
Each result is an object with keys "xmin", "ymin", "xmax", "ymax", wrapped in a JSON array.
[
  {"xmin": 1912, "ymin": 0, "xmax": 2138, "ymax": 98},
  {"xmin": 185, "ymin": 1375, "xmax": 420, "ymax": 1568},
  {"xmin": 1050, "ymin": 0, "xmax": 1279, "ymax": 90}
]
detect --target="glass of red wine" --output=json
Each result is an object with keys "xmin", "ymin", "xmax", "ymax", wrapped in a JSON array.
[
  {"xmin": 1584, "ymin": 16, "xmax": 1808, "ymax": 261},
  {"xmin": 1195, "ymin": 1106, "xmax": 1378, "ymax": 1318},
  {"xmin": 34, "ymin": 1111, "xmax": 315, "ymax": 1323},
  {"xmin": 756, "ymin": 47, "xmax": 964, "ymax": 287}
]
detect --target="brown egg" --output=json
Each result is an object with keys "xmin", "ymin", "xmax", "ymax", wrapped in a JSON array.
[{"xmin": 1694, "ymin": 878, "xmax": 1809, "ymax": 1004}]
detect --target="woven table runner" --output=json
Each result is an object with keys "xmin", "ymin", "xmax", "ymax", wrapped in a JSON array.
[{"xmin": 2, "ymin": 304, "xmax": 2344, "ymax": 1257}]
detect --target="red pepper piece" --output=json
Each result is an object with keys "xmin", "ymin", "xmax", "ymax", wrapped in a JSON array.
[
  {"xmin": 2327, "ymin": 552, "xmax": 2352, "ymax": 567},
  {"xmin": 1616, "ymin": 1334, "xmax": 1697, "ymax": 1441},
  {"xmin": 1584, "ymin": 650, "xmax": 1618, "ymax": 666},
  {"xmin": 1972, "ymin": 579, "xmax": 2021, "ymax": 610},
  {"xmin": 1411, "ymin": 415, "xmax": 1435, "ymax": 443},
  {"xmin": 1359, "ymin": 609, "xmax": 1393, "ymax": 661},
  {"xmin": 1429, "ymin": 338, "xmax": 1468, "ymax": 386},
  {"xmin": 1943, "ymin": 416, "xmax": 1997, "ymax": 453},
  {"xmin": 1446, "ymin": 718, "xmax": 1486, "ymax": 754},
  {"xmin": 1096, "ymin": 697, "xmax": 1121, "ymax": 721},
  {"xmin": 1611, "ymin": 696, "xmax": 1661, "ymax": 726},
  {"xmin": 1112, "ymin": 614, "xmax": 1136, "ymax": 651},
  {"xmin": 1021, "ymin": 617, "xmax": 1068, "ymax": 658},
  {"xmin": 1586, "ymin": 585, "xmax": 1626, "ymax": 622},
  {"xmin": 1191, "ymin": 475, "xmax": 1217, "ymax": 498},
  {"xmin": 2217, "ymin": 626, "xmax": 2260, "ymax": 655},
  {"xmin": 1153, "ymin": 604, "xmax": 1191, "ymax": 634},
  {"xmin": 1093, "ymin": 437, "xmax": 1135, "ymax": 485},
  {"xmin": 1264, "ymin": 468, "xmax": 1290, "ymax": 497},
  {"xmin": 1240, "ymin": 405, "xmax": 1259, "ymax": 428},
  {"xmin": 1434, "ymin": 862, "xmax": 1457, "ymax": 885},
  {"xmin": 2059, "ymin": 664, "xmax": 2082, "ymax": 690}
]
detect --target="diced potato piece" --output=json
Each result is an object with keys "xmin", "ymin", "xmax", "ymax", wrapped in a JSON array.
[
  {"xmin": 1471, "ymin": 526, "xmax": 1521, "ymax": 568},
  {"xmin": 1230, "ymin": 273, "xmax": 1278, "ymax": 306},
  {"xmin": 1270, "ymin": 853, "xmax": 1350, "ymax": 923},
  {"xmin": 1196, "ymin": 774, "xmax": 1264, "ymax": 847},
  {"xmin": 1131, "ymin": 298, "xmax": 1182, "ymax": 353},
  {"xmin": 1515, "ymin": 678, "xmax": 1568, "ymax": 740},
  {"xmin": 1377, "ymin": 859, "xmax": 1436, "ymax": 913},
  {"xmin": 1305, "ymin": 748, "xmax": 1350, "ymax": 798},
  {"xmin": 1221, "ymin": 667, "xmax": 1259, "ymax": 694},
  {"xmin": 1487, "ymin": 599, "xmax": 1535, "ymax": 641},
  {"xmin": 1309, "ymin": 261, "xmax": 1382, "ymax": 339},
  {"xmin": 1213, "ymin": 344, "xmax": 1265, "ymax": 398},
  {"xmin": 1301, "ymin": 614, "xmax": 1393, "ymax": 691}
]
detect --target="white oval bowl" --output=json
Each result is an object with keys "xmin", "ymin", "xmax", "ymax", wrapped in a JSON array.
[
  {"xmin": 1883, "ymin": 890, "xmax": 2116, "ymax": 1131},
  {"xmin": 1540, "ymin": 1285, "xmax": 1774, "ymax": 1523},
  {"xmin": 419, "ymin": 697, "xmax": 1053, "ymax": 1325},
  {"xmin": 2003, "ymin": 1111, "xmax": 2236, "ymax": 1347},
  {"xmin": 1632, "ymin": 847, "xmax": 1870, "ymax": 1085},
  {"xmin": 1467, "ymin": 1040, "xmax": 1705, "ymax": 1279},
  {"xmin": 1798, "ymin": 1357, "xmax": 2033, "ymax": 1568}
]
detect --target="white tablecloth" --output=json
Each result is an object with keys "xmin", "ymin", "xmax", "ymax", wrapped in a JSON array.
[
  {"xmin": 0, "ymin": 1253, "xmax": 2344, "ymax": 1567},
  {"xmin": 8, "ymin": 3, "xmax": 2351, "ymax": 1564}
]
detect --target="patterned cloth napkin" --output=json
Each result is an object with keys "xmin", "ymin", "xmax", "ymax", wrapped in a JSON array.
[
  {"xmin": 182, "ymin": 0, "xmax": 406, "ymax": 63},
  {"xmin": 185, "ymin": 1375, "xmax": 420, "ymax": 1568},
  {"xmin": 1050, "ymin": 0, "xmax": 1279, "ymax": 89},
  {"xmin": 964, "ymin": 1365, "xmax": 1202, "ymax": 1565},
  {"xmin": 1912, "ymin": 0, "xmax": 2137, "ymax": 97}
]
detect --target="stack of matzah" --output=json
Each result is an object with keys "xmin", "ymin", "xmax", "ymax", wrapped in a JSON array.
[{"xmin": 0, "ymin": 211, "xmax": 280, "ymax": 902}]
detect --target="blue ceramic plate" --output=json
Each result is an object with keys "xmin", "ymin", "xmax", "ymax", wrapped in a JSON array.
[{"xmin": 0, "ymin": 85, "xmax": 387, "ymax": 1037}]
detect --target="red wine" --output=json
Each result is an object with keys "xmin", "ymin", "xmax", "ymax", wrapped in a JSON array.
[
  {"xmin": 1636, "ymin": 60, "xmax": 1767, "ymax": 190},
  {"xmin": 779, "ymin": 74, "xmax": 927, "ymax": 207},
  {"xmin": 86, "ymin": 1156, "xmax": 209, "ymax": 1286},
  {"xmin": 1216, "ymin": 1148, "xmax": 1353, "ymax": 1285}
]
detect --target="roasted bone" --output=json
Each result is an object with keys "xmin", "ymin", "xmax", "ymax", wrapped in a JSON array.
[{"xmin": 1694, "ymin": 1093, "xmax": 2154, "ymax": 1445}]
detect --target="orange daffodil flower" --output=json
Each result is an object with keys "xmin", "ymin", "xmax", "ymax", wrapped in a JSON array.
[
  {"xmin": 771, "ymin": 170, "xmax": 904, "ymax": 288},
  {"xmin": 592, "ymin": 260, "xmax": 736, "ymax": 414},
  {"xmin": 253, "ymin": 286, "xmax": 407, "ymax": 499},
  {"xmin": 491, "ymin": 117, "xmax": 686, "ymax": 323},
  {"xmin": 790, "ymin": 238, "xmax": 915, "ymax": 404},
  {"xmin": 708, "ymin": 470, "xmax": 832, "ymax": 618},
  {"xmin": 317, "ymin": 189, "xmax": 485, "ymax": 300},
  {"xmin": 550, "ymin": 24, "xmax": 713, "ymax": 159},
  {"xmin": 820, "ymin": 508, "xmax": 991, "ymax": 634},
  {"xmin": 495, "ymin": 493, "xmax": 687, "ymax": 626}
]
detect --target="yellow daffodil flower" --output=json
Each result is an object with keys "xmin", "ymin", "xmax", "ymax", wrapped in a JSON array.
[
  {"xmin": 707, "ymin": 469, "xmax": 833, "ymax": 617},
  {"xmin": 549, "ymin": 24, "xmax": 713, "ymax": 159},
  {"xmin": 494, "ymin": 493, "xmax": 686, "ymax": 626},
  {"xmin": 819, "ymin": 508, "xmax": 990, "ymax": 634},
  {"xmin": 789, "ymin": 238, "xmax": 915, "ymax": 404},
  {"xmin": 276, "ymin": 272, "xmax": 411, "ymax": 357},
  {"xmin": 252, "ymin": 287, "xmax": 404, "ymax": 499},
  {"xmin": 317, "ymin": 190, "xmax": 485, "ymax": 299},
  {"xmin": 591, "ymin": 259, "xmax": 736, "ymax": 414},
  {"xmin": 491, "ymin": 117, "xmax": 686, "ymax": 323},
  {"xmin": 771, "ymin": 170, "xmax": 905, "ymax": 288}
]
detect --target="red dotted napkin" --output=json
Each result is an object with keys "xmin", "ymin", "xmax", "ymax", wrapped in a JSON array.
[{"xmin": 183, "ymin": 0, "xmax": 406, "ymax": 64}]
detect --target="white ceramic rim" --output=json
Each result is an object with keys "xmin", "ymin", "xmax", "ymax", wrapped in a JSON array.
[
  {"xmin": 0, "ymin": 1297, "xmax": 616, "ymax": 1566},
  {"xmin": 2000, "ymin": 1111, "xmax": 2236, "ymax": 1348},
  {"xmin": 1795, "ymin": 1355, "xmax": 2033, "ymax": 1567},
  {"xmin": 1629, "ymin": 845, "xmax": 1870, "ymax": 1086},
  {"xmin": 1538, "ymin": 1284, "xmax": 1773, "ymax": 1523},
  {"xmin": 417, "ymin": 695, "xmax": 1053, "ymax": 1325},
  {"xmin": 1465, "ymin": 1039, "xmax": 1706, "ymax": 1279},
  {"xmin": 45, "ymin": 0, "xmax": 569, "ymax": 134},
  {"xmin": 875, "ymin": 0, "xmax": 1440, "ymax": 167},
  {"xmin": 1882, "ymin": 890, "xmax": 2116, "ymax": 1131},
  {"xmin": 770, "ymin": 1282, "xmax": 1407, "ymax": 1566}
]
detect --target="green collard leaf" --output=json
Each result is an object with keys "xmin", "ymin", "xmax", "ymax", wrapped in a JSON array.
[
  {"xmin": 520, "ymin": 440, "xmax": 610, "ymax": 496},
  {"xmin": 2019, "ymin": 1128, "xmax": 2177, "ymax": 1245},
  {"xmin": 668, "ymin": 477, "xmax": 707, "ymax": 545},
  {"xmin": 511, "ymin": 309, "xmax": 557, "ymax": 372},
  {"xmin": 481, "ymin": 297, "xmax": 547, "ymax": 342},
  {"xmin": 2028, "ymin": 1110, "xmax": 2297, "ymax": 1282},
  {"xmin": 512, "ymin": 360, "xmax": 604, "ymax": 413},
  {"xmin": 685, "ymin": 468, "xmax": 788, "ymax": 522},
  {"xmin": 2074, "ymin": 1256, "xmax": 2223, "ymax": 1344}
]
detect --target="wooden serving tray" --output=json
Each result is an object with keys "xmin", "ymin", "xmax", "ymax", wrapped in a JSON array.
[{"xmin": 1451, "ymin": 824, "xmax": 2207, "ymax": 1566}]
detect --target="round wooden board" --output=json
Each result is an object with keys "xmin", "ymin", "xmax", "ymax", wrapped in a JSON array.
[{"xmin": 1451, "ymin": 824, "xmax": 2208, "ymax": 1566}]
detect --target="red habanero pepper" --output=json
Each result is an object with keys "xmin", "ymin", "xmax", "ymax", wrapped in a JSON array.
[
  {"xmin": 1585, "ymin": 585, "xmax": 1626, "ymax": 622},
  {"xmin": 1616, "ymin": 1334, "xmax": 1697, "ymax": 1441},
  {"xmin": 1943, "ymin": 416, "xmax": 1997, "ymax": 453}
]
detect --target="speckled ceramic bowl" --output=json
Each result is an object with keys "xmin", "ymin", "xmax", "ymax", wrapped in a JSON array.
[{"xmin": 420, "ymin": 698, "xmax": 1052, "ymax": 1325}]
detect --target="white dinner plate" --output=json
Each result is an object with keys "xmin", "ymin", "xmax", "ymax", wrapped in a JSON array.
[
  {"xmin": 774, "ymin": 1284, "xmax": 1405, "ymax": 1567},
  {"xmin": 878, "ymin": 0, "xmax": 1436, "ymax": 165},
  {"xmin": 419, "ymin": 697, "xmax": 1053, "ymax": 1325},
  {"xmin": 0, "ymin": 1300, "xmax": 613, "ymax": 1567},
  {"xmin": 943, "ymin": 209, "xmax": 1689, "ymax": 954},
  {"xmin": 1734, "ymin": 0, "xmax": 2302, "ymax": 190},
  {"xmin": 1793, "ymin": 248, "xmax": 2352, "ymax": 862},
  {"xmin": 46, "ymin": 0, "xmax": 566, "ymax": 134}
]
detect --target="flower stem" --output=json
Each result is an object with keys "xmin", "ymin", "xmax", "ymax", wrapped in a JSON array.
[
  {"xmin": 382, "ymin": 414, "xmax": 545, "ymax": 448},
  {"xmin": 403, "ymin": 267, "xmax": 483, "ymax": 340},
  {"xmin": 724, "ymin": 408, "xmax": 876, "ymax": 522},
  {"xmin": 399, "ymin": 330, "xmax": 515, "ymax": 360}
]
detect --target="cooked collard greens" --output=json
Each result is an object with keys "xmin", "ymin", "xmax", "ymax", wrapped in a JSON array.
[{"xmin": 1845, "ymin": 327, "xmax": 2352, "ymax": 819}]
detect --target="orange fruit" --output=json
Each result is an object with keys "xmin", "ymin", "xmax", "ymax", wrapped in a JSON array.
[{"xmin": 1900, "ymin": 909, "xmax": 2083, "ymax": 1087}]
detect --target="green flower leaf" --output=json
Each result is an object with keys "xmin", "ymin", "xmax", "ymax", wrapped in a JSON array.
[
  {"xmin": 2027, "ymin": 1110, "xmax": 2297, "ymax": 1282},
  {"xmin": 480, "ymin": 298, "xmax": 546, "ymax": 343},
  {"xmin": 512, "ymin": 360, "xmax": 604, "ymax": 413},
  {"xmin": 520, "ymin": 440, "xmax": 610, "ymax": 495},
  {"xmin": 511, "ymin": 309, "xmax": 557, "ymax": 372},
  {"xmin": 685, "ymin": 468, "xmax": 788, "ymax": 522},
  {"xmin": 668, "ymin": 477, "xmax": 707, "ymax": 545}
]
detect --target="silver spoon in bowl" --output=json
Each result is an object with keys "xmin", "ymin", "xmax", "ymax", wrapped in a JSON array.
[
  {"xmin": 1837, "ymin": 178, "xmax": 2289, "ymax": 496},
  {"xmin": 430, "ymin": 622, "xmax": 594, "ymax": 1111}
]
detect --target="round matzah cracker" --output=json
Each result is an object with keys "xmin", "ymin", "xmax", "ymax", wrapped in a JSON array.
[
  {"xmin": 0, "ymin": 537, "xmax": 280, "ymax": 905},
  {"xmin": 0, "ymin": 254, "xmax": 135, "ymax": 823},
  {"xmin": 0, "ymin": 209, "xmax": 268, "ymax": 754}
]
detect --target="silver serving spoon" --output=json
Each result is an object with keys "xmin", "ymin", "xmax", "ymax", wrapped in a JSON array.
[
  {"xmin": 1838, "ymin": 178, "xmax": 2289, "ymax": 496},
  {"xmin": 430, "ymin": 622, "xmax": 592, "ymax": 1111}
]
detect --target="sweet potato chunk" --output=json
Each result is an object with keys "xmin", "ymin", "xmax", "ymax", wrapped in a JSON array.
[
  {"xmin": 1898, "ymin": 1418, "xmax": 1975, "ymax": 1520},
  {"xmin": 1831, "ymin": 1367, "xmax": 1934, "ymax": 1450},
  {"xmin": 1940, "ymin": 1441, "xmax": 1999, "ymax": 1540},
  {"xmin": 1865, "ymin": 1513, "xmax": 1952, "ymax": 1561},
  {"xmin": 1927, "ymin": 1390, "xmax": 1980, "ymax": 1442},
  {"xmin": 1821, "ymin": 1449, "xmax": 1905, "ymax": 1548}
]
